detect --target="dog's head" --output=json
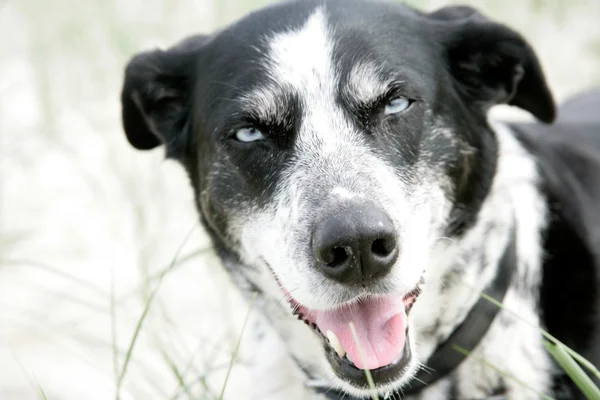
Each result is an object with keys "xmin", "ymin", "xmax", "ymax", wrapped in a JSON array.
[{"xmin": 121, "ymin": 0, "xmax": 554, "ymax": 396}]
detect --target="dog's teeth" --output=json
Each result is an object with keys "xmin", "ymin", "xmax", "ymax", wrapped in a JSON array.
[{"xmin": 326, "ymin": 330, "xmax": 346, "ymax": 358}]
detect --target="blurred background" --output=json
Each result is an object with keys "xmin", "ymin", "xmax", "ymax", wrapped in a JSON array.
[{"xmin": 1, "ymin": 0, "xmax": 599, "ymax": 399}]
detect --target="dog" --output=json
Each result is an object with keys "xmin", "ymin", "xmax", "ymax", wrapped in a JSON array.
[{"xmin": 119, "ymin": 0, "xmax": 600, "ymax": 398}]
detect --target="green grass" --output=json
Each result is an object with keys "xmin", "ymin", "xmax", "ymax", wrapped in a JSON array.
[
  {"xmin": 10, "ymin": 352, "xmax": 49, "ymax": 400},
  {"xmin": 452, "ymin": 345, "xmax": 555, "ymax": 400},
  {"xmin": 218, "ymin": 292, "xmax": 257, "ymax": 400},
  {"xmin": 475, "ymin": 290, "xmax": 600, "ymax": 383},
  {"xmin": 115, "ymin": 225, "xmax": 199, "ymax": 399},
  {"xmin": 448, "ymin": 277, "xmax": 600, "ymax": 399},
  {"xmin": 544, "ymin": 341, "xmax": 600, "ymax": 400},
  {"xmin": 33, "ymin": 375, "xmax": 48, "ymax": 400}
]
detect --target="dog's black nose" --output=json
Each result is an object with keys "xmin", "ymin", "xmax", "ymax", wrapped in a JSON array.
[{"xmin": 312, "ymin": 203, "xmax": 398, "ymax": 285}]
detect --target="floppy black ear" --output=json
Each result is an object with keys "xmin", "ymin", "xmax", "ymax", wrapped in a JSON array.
[
  {"xmin": 121, "ymin": 35, "xmax": 208, "ymax": 156},
  {"xmin": 429, "ymin": 6, "xmax": 556, "ymax": 123}
]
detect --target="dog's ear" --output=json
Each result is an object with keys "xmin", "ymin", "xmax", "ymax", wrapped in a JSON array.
[
  {"xmin": 121, "ymin": 35, "xmax": 208, "ymax": 156},
  {"xmin": 429, "ymin": 6, "xmax": 556, "ymax": 123}
]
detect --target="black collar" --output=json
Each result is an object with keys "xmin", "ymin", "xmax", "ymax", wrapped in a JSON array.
[{"xmin": 311, "ymin": 229, "xmax": 517, "ymax": 400}]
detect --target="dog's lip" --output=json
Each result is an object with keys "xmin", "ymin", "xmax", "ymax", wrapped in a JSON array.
[
  {"xmin": 285, "ymin": 285, "xmax": 421, "ymax": 315},
  {"xmin": 286, "ymin": 284, "xmax": 422, "ymax": 324}
]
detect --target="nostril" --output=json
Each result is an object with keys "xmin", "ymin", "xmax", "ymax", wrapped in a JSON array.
[
  {"xmin": 326, "ymin": 246, "xmax": 350, "ymax": 268},
  {"xmin": 371, "ymin": 238, "xmax": 394, "ymax": 257}
]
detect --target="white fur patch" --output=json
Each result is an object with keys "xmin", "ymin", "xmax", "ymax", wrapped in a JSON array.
[{"xmin": 265, "ymin": 7, "xmax": 355, "ymax": 155}]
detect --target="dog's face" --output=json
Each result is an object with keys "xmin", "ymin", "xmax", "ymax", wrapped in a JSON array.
[{"xmin": 121, "ymin": 0, "xmax": 554, "ymax": 396}]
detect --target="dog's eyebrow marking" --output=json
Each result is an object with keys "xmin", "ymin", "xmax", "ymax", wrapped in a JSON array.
[
  {"xmin": 238, "ymin": 87, "xmax": 280, "ymax": 122},
  {"xmin": 238, "ymin": 86, "xmax": 295, "ymax": 128},
  {"xmin": 345, "ymin": 61, "xmax": 396, "ymax": 105}
]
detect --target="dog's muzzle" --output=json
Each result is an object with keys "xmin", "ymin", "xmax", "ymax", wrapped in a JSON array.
[{"xmin": 285, "ymin": 201, "xmax": 417, "ymax": 374}]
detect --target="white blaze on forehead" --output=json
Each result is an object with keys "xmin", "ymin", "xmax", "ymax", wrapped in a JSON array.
[
  {"xmin": 264, "ymin": 6, "xmax": 355, "ymax": 153},
  {"xmin": 267, "ymin": 7, "xmax": 333, "ymax": 89}
]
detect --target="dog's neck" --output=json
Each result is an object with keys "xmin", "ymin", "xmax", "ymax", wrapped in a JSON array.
[
  {"xmin": 409, "ymin": 121, "xmax": 548, "ymax": 362},
  {"xmin": 397, "ymin": 121, "xmax": 552, "ymax": 398}
]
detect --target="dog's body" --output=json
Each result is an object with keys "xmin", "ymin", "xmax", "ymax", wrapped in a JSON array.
[{"xmin": 120, "ymin": 1, "xmax": 600, "ymax": 399}]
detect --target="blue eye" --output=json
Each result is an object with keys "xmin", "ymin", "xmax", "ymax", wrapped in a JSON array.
[
  {"xmin": 384, "ymin": 97, "xmax": 411, "ymax": 115},
  {"xmin": 235, "ymin": 127, "xmax": 265, "ymax": 143}
]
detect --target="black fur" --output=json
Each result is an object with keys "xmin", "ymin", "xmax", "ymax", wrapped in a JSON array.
[{"xmin": 512, "ymin": 90, "xmax": 600, "ymax": 398}]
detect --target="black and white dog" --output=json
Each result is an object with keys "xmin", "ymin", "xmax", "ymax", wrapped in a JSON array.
[{"xmin": 120, "ymin": 0, "xmax": 600, "ymax": 398}]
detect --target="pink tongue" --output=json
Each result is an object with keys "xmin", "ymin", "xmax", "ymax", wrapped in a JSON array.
[{"xmin": 314, "ymin": 296, "xmax": 408, "ymax": 370}]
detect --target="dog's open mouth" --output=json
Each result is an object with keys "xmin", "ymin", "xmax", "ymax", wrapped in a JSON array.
[{"xmin": 286, "ymin": 284, "xmax": 421, "ymax": 387}]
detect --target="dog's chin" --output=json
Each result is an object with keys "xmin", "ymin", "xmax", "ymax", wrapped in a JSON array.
[
  {"xmin": 323, "ymin": 328, "xmax": 416, "ymax": 394},
  {"xmin": 285, "ymin": 283, "xmax": 422, "ymax": 394}
]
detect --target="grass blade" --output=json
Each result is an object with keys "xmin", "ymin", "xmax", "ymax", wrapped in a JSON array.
[
  {"xmin": 454, "ymin": 275, "xmax": 600, "ymax": 382},
  {"xmin": 33, "ymin": 375, "xmax": 48, "ymax": 400},
  {"xmin": 348, "ymin": 322, "xmax": 380, "ymax": 400},
  {"xmin": 169, "ymin": 362, "xmax": 232, "ymax": 400},
  {"xmin": 117, "ymin": 247, "xmax": 212, "ymax": 304},
  {"xmin": 116, "ymin": 280, "xmax": 159, "ymax": 398},
  {"xmin": 477, "ymin": 290, "xmax": 600, "ymax": 381},
  {"xmin": 110, "ymin": 269, "xmax": 120, "ymax": 396},
  {"xmin": 452, "ymin": 345, "xmax": 554, "ymax": 400},
  {"xmin": 158, "ymin": 347, "xmax": 193, "ymax": 400},
  {"xmin": 218, "ymin": 292, "xmax": 257, "ymax": 400},
  {"xmin": 10, "ymin": 353, "xmax": 48, "ymax": 400},
  {"xmin": 543, "ymin": 340, "xmax": 600, "ymax": 400},
  {"xmin": 116, "ymin": 225, "xmax": 197, "ymax": 398},
  {"xmin": 3, "ymin": 258, "xmax": 108, "ymax": 298}
]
